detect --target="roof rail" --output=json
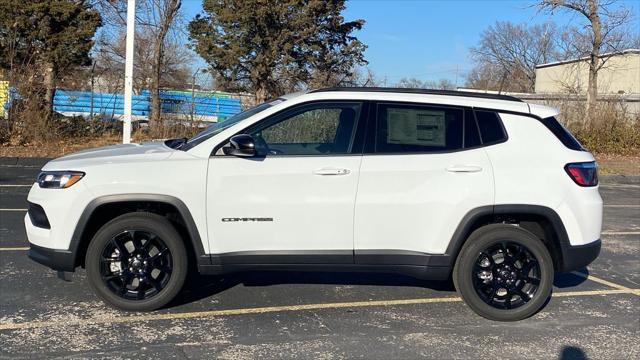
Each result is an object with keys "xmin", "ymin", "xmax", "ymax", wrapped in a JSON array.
[{"xmin": 310, "ymin": 87, "xmax": 523, "ymax": 102}]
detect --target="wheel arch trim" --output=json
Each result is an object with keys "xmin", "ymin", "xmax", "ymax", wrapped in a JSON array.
[
  {"xmin": 446, "ymin": 204, "xmax": 572, "ymax": 270},
  {"xmin": 69, "ymin": 194, "xmax": 210, "ymax": 269}
]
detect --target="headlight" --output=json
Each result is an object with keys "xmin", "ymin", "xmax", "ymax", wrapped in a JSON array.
[{"xmin": 37, "ymin": 171, "xmax": 85, "ymax": 189}]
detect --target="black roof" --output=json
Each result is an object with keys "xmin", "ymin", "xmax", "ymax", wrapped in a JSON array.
[{"xmin": 310, "ymin": 87, "xmax": 523, "ymax": 102}]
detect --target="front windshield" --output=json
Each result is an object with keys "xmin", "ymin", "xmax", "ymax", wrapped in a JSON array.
[{"xmin": 181, "ymin": 99, "xmax": 282, "ymax": 151}]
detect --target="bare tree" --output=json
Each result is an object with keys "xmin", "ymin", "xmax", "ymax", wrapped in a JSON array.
[
  {"xmin": 94, "ymin": 28, "xmax": 193, "ymax": 94},
  {"xmin": 395, "ymin": 77, "xmax": 456, "ymax": 90},
  {"xmin": 465, "ymin": 62, "xmax": 510, "ymax": 92},
  {"xmin": 538, "ymin": 0, "xmax": 634, "ymax": 123},
  {"xmin": 424, "ymin": 79, "xmax": 456, "ymax": 90},
  {"xmin": 97, "ymin": 0, "xmax": 184, "ymax": 124},
  {"xmin": 145, "ymin": 0, "xmax": 181, "ymax": 123},
  {"xmin": 468, "ymin": 21, "xmax": 558, "ymax": 93},
  {"xmin": 346, "ymin": 68, "xmax": 382, "ymax": 87},
  {"xmin": 396, "ymin": 77, "xmax": 426, "ymax": 89}
]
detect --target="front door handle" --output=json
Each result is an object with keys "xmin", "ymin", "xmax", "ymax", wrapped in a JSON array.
[
  {"xmin": 313, "ymin": 167, "xmax": 350, "ymax": 176},
  {"xmin": 446, "ymin": 165, "xmax": 483, "ymax": 173}
]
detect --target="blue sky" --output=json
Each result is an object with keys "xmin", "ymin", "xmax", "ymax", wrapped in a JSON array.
[{"xmin": 181, "ymin": 0, "xmax": 640, "ymax": 86}]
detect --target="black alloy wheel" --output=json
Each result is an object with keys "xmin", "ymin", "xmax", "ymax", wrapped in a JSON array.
[
  {"xmin": 472, "ymin": 241, "xmax": 541, "ymax": 310},
  {"xmin": 100, "ymin": 230, "xmax": 173, "ymax": 300},
  {"xmin": 86, "ymin": 212, "xmax": 187, "ymax": 311},
  {"xmin": 453, "ymin": 224, "xmax": 554, "ymax": 321}
]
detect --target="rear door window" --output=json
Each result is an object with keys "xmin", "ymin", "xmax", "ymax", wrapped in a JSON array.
[{"xmin": 373, "ymin": 103, "xmax": 464, "ymax": 153}]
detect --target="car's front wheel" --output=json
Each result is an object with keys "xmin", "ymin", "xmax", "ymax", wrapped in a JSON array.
[
  {"xmin": 453, "ymin": 224, "xmax": 554, "ymax": 321},
  {"xmin": 85, "ymin": 212, "xmax": 187, "ymax": 311}
]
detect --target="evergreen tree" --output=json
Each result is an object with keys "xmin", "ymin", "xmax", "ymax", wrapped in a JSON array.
[
  {"xmin": 188, "ymin": 0, "xmax": 367, "ymax": 102},
  {"xmin": 0, "ymin": 0, "xmax": 101, "ymax": 117}
]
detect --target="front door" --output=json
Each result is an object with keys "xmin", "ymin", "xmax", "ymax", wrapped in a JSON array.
[{"xmin": 206, "ymin": 101, "xmax": 365, "ymax": 263}]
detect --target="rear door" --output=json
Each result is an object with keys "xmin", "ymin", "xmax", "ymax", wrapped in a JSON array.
[{"xmin": 354, "ymin": 102, "xmax": 495, "ymax": 262}]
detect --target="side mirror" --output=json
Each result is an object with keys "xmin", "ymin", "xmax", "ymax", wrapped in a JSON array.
[{"xmin": 223, "ymin": 134, "xmax": 257, "ymax": 157}]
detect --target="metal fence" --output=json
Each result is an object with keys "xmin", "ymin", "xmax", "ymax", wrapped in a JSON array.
[{"xmin": 53, "ymin": 89, "xmax": 243, "ymax": 122}]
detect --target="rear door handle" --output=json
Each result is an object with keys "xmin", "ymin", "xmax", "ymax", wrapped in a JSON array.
[
  {"xmin": 446, "ymin": 165, "xmax": 483, "ymax": 173},
  {"xmin": 313, "ymin": 167, "xmax": 350, "ymax": 176}
]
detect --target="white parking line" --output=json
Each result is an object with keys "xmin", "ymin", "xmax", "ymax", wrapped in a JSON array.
[
  {"xmin": 0, "ymin": 209, "xmax": 27, "ymax": 212},
  {"xmin": 604, "ymin": 205, "xmax": 640, "ymax": 208},
  {"xmin": 0, "ymin": 184, "xmax": 32, "ymax": 188},
  {"xmin": 602, "ymin": 231, "xmax": 640, "ymax": 235},
  {"xmin": 0, "ymin": 288, "xmax": 637, "ymax": 331}
]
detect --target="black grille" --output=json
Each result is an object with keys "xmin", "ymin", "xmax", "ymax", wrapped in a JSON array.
[{"xmin": 28, "ymin": 202, "xmax": 51, "ymax": 229}]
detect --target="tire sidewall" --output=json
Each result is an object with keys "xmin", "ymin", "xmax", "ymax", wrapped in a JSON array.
[
  {"xmin": 454, "ymin": 225, "xmax": 554, "ymax": 321},
  {"xmin": 85, "ymin": 213, "xmax": 188, "ymax": 312}
]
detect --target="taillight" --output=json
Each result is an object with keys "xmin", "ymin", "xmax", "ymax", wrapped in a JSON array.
[{"xmin": 565, "ymin": 162, "xmax": 598, "ymax": 187}]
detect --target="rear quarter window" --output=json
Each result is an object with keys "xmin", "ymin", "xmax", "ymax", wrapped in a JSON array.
[
  {"xmin": 475, "ymin": 110, "xmax": 507, "ymax": 145},
  {"xmin": 539, "ymin": 116, "xmax": 585, "ymax": 151}
]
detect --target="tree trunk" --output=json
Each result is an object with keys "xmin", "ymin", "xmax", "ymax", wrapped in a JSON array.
[
  {"xmin": 43, "ymin": 63, "xmax": 56, "ymax": 121},
  {"xmin": 586, "ymin": 55, "xmax": 599, "ymax": 126},
  {"xmin": 585, "ymin": 0, "xmax": 602, "ymax": 128},
  {"xmin": 150, "ymin": 45, "xmax": 162, "ymax": 125},
  {"xmin": 149, "ymin": 0, "xmax": 182, "ymax": 127},
  {"xmin": 255, "ymin": 85, "xmax": 268, "ymax": 104}
]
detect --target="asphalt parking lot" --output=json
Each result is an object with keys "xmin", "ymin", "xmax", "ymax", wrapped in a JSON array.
[{"xmin": 1, "ymin": 160, "xmax": 638, "ymax": 359}]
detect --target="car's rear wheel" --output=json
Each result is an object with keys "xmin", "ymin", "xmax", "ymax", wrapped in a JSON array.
[
  {"xmin": 86, "ymin": 212, "xmax": 187, "ymax": 311},
  {"xmin": 453, "ymin": 224, "xmax": 554, "ymax": 321}
]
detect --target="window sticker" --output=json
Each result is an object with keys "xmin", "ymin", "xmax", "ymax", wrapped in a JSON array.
[{"xmin": 386, "ymin": 108, "xmax": 446, "ymax": 146}]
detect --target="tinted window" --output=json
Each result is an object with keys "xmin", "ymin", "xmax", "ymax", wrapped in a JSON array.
[
  {"xmin": 249, "ymin": 103, "xmax": 361, "ymax": 155},
  {"xmin": 374, "ymin": 104, "xmax": 464, "ymax": 153},
  {"xmin": 475, "ymin": 110, "xmax": 507, "ymax": 144},
  {"xmin": 464, "ymin": 108, "xmax": 481, "ymax": 148},
  {"xmin": 183, "ymin": 100, "xmax": 279, "ymax": 151},
  {"xmin": 540, "ymin": 116, "xmax": 584, "ymax": 151}
]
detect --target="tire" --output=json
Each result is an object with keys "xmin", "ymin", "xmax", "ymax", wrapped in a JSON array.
[
  {"xmin": 453, "ymin": 224, "xmax": 554, "ymax": 321},
  {"xmin": 85, "ymin": 212, "xmax": 188, "ymax": 311}
]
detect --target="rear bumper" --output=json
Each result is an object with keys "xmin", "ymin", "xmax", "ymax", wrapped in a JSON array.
[
  {"xmin": 28, "ymin": 243, "xmax": 76, "ymax": 272},
  {"xmin": 558, "ymin": 239, "xmax": 601, "ymax": 272}
]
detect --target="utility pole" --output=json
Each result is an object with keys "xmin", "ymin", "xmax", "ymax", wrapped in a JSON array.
[
  {"xmin": 123, "ymin": 0, "xmax": 136, "ymax": 144},
  {"xmin": 454, "ymin": 64, "xmax": 459, "ymax": 89}
]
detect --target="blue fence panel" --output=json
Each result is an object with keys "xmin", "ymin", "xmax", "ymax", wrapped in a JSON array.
[
  {"xmin": 53, "ymin": 89, "xmax": 242, "ymax": 120},
  {"xmin": 53, "ymin": 90, "xmax": 150, "ymax": 116}
]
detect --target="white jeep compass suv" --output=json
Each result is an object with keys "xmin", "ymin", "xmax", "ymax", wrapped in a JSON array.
[{"xmin": 26, "ymin": 88, "xmax": 602, "ymax": 321}]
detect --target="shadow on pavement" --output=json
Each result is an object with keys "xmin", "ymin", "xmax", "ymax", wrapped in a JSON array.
[
  {"xmin": 559, "ymin": 345, "xmax": 588, "ymax": 360},
  {"xmin": 170, "ymin": 267, "xmax": 591, "ymax": 308},
  {"xmin": 553, "ymin": 268, "xmax": 589, "ymax": 288},
  {"xmin": 171, "ymin": 271, "xmax": 456, "ymax": 307}
]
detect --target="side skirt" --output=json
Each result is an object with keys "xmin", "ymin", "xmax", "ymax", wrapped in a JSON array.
[{"xmin": 198, "ymin": 250, "xmax": 452, "ymax": 281}]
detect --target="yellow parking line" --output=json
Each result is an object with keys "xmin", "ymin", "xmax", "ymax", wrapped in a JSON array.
[
  {"xmin": 602, "ymin": 231, "xmax": 640, "ymax": 235},
  {"xmin": 571, "ymin": 271, "xmax": 639, "ymax": 295},
  {"xmin": 0, "ymin": 247, "xmax": 29, "ymax": 251},
  {"xmin": 0, "ymin": 288, "xmax": 637, "ymax": 331}
]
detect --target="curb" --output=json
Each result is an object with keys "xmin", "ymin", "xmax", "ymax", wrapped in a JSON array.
[{"xmin": 0, "ymin": 157, "xmax": 51, "ymax": 167}]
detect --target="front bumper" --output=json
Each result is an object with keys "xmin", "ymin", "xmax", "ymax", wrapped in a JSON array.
[
  {"xmin": 559, "ymin": 239, "xmax": 601, "ymax": 272},
  {"xmin": 28, "ymin": 243, "xmax": 76, "ymax": 272}
]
